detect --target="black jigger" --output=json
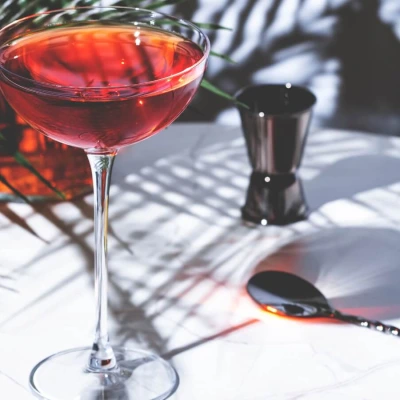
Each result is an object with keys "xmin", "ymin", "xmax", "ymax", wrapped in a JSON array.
[{"xmin": 236, "ymin": 84, "xmax": 316, "ymax": 226}]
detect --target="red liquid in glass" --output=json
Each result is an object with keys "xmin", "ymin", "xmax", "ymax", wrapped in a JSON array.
[{"xmin": 0, "ymin": 24, "xmax": 205, "ymax": 151}]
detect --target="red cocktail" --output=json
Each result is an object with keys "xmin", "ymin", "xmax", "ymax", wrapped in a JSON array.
[{"xmin": 1, "ymin": 24, "xmax": 204, "ymax": 150}]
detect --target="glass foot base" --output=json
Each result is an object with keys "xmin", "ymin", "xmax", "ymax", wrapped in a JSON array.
[{"xmin": 29, "ymin": 346, "xmax": 179, "ymax": 400}]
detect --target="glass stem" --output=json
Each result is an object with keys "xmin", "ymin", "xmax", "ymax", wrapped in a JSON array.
[{"xmin": 86, "ymin": 152, "xmax": 117, "ymax": 372}]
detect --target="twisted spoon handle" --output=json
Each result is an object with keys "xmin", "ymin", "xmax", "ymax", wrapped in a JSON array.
[{"xmin": 334, "ymin": 311, "xmax": 400, "ymax": 337}]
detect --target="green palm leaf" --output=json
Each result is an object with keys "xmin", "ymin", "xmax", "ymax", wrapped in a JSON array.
[
  {"xmin": 13, "ymin": 151, "xmax": 66, "ymax": 199},
  {"xmin": 0, "ymin": 133, "xmax": 66, "ymax": 200},
  {"xmin": 194, "ymin": 22, "xmax": 232, "ymax": 31},
  {"xmin": 201, "ymin": 79, "xmax": 249, "ymax": 109},
  {"xmin": 210, "ymin": 50, "xmax": 237, "ymax": 64},
  {"xmin": 0, "ymin": 174, "xmax": 31, "ymax": 203}
]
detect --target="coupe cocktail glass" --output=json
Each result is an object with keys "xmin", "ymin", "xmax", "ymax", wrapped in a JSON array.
[{"xmin": 0, "ymin": 6, "xmax": 209, "ymax": 399}]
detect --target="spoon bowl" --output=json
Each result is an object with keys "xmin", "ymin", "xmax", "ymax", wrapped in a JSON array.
[
  {"xmin": 247, "ymin": 270, "xmax": 329, "ymax": 317},
  {"xmin": 247, "ymin": 271, "xmax": 400, "ymax": 337}
]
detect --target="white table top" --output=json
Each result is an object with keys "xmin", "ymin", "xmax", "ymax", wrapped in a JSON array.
[{"xmin": 2, "ymin": 123, "xmax": 400, "ymax": 399}]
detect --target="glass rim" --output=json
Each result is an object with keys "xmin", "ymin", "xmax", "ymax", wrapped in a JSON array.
[{"xmin": 0, "ymin": 5, "xmax": 210, "ymax": 94}]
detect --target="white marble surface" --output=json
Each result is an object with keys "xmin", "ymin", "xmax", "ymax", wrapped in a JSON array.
[{"xmin": 2, "ymin": 123, "xmax": 400, "ymax": 399}]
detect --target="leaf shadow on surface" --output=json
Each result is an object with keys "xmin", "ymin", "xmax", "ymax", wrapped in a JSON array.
[{"xmin": 4, "ymin": 128, "xmax": 400, "ymax": 360}]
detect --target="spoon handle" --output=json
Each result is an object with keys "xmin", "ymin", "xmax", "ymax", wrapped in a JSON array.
[{"xmin": 334, "ymin": 311, "xmax": 400, "ymax": 337}]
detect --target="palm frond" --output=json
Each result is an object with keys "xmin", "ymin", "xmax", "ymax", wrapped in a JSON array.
[
  {"xmin": 201, "ymin": 79, "xmax": 249, "ymax": 109},
  {"xmin": 194, "ymin": 22, "xmax": 232, "ymax": 31},
  {"xmin": 210, "ymin": 50, "xmax": 237, "ymax": 64},
  {"xmin": 0, "ymin": 174, "xmax": 31, "ymax": 203},
  {"xmin": 0, "ymin": 133, "xmax": 66, "ymax": 200},
  {"xmin": 13, "ymin": 151, "xmax": 66, "ymax": 199}
]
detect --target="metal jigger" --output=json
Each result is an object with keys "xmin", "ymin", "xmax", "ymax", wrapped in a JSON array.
[{"xmin": 236, "ymin": 84, "xmax": 316, "ymax": 226}]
